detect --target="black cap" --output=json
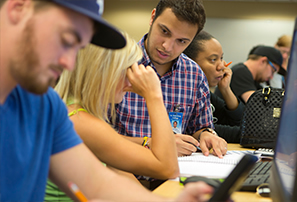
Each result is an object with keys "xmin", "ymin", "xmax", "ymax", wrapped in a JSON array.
[
  {"xmin": 252, "ymin": 45, "xmax": 286, "ymax": 76},
  {"xmin": 51, "ymin": 0, "xmax": 126, "ymax": 49}
]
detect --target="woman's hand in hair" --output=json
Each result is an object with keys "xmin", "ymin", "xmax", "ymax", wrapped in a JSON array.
[{"xmin": 124, "ymin": 63, "xmax": 162, "ymax": 100}]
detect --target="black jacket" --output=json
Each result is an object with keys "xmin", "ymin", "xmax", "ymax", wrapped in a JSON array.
[{"xmin": 211, "ymin": 92, "xmax": 245, "ymax": 143}]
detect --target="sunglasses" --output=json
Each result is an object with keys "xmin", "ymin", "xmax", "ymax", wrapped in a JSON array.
[{"xmin": 268, "ymin": 60, "xmax": 277, "ymax": 73}]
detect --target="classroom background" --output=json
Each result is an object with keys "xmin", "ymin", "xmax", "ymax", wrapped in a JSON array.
[{"xmin": 103, "ymin": 0, "xmax": 297, "ymax": 67}]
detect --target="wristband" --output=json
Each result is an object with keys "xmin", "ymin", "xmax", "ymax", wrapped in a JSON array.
[
  {"xmin": 142, "ymin": 137, "xmax": 150, "ymax": 149},
  {"xmin": 197, "ymin": 128, "xmax": 218, "ymax": 142},
  {"xmin": 142, "ymin": 136, "xmax": 148, "ymax": 146}
]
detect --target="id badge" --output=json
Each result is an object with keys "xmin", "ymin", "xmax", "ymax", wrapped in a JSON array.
[{"xmin": 169, "ymin": 112, "xmax": 183, "ymax": 134}]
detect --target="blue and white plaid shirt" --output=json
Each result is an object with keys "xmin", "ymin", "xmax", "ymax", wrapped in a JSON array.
[{"xmin": 114, "ymin": 34, "xmax": 213, "ymax": 138}]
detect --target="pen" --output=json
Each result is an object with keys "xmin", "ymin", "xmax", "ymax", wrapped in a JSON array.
[
  {"xmin": 196, "ymin": 145, "xmax": 201, "ymax": 151},
  {"xmin": 189, "ymin": 142, "xmax": 201, "ymax": 151},
  {"xmin": 225, "ymin": 61, "xmax": 233, "ymax": 67},
  {"xmin": 68, "ymin": 182, "xmax": 88, "ymax": 202}
]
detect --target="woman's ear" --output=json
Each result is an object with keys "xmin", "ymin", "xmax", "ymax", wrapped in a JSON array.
[{"xmin": 6, "ymin": 0, "xmax": 32, "ymax": 24}]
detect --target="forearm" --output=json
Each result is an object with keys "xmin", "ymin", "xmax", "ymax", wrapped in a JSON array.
[
  {"xmin": 219, "ymin": 87, "xmax": 238, "ymax": 111},
  {"xmin": 50, "ymin": 144, "xmax": 171, "ymax": 202},
  {"xmin": 146, "ymin": 94, "xmax": 179, "ymax": 177},
  {"xmin": 122, "ymin": 136, "xmax": 144, "ymax": 145},
  {"xmin": 98, "ymin": 170, "xmax": 171, "ymax": 201},
  {"xmin": 71, "ymin": 111, "xmax": 177, "ymax": 179}
]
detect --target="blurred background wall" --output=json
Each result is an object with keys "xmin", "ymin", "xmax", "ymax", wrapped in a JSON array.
[{"xmin": 103, "ymin": 0, "xmax": 297, "ymax": 66}]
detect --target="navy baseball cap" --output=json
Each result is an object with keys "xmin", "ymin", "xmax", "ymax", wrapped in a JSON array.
[
  {"xmin": 252, "ymin": 45, "xmax": 286, "ymax": 76},
  {"xmin": 51, "ymin": 0, "xmax": 126, "ymax": 49}
]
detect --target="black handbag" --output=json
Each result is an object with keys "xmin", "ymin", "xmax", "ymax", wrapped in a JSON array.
[{"xmin": 240, "ymin": 87, "xmax": 285, "ymax": 149}]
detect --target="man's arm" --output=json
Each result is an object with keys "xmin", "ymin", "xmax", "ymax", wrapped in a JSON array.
[
  {"xmin": 230, "ymin": 65, "xmax": 257, "ymax": 104},
  {"xmin": 241, "ymin": 90, "xmax": 255, "ymax": 103},
  {"xmin": 173, "ymin": 67, "xmax": 227, "ymax": 157},
  {"xmin": 49, "ymin": 143, "xmax": 167, "ymax": 201},
  {"xmin": 49, "ymin": 143, "xmax": 213, "ymax": 201}
]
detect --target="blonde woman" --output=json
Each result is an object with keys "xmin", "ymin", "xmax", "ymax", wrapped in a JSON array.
[{"xmin": 45, "ymin": 32, "xmax": 179, "ymax": 201}]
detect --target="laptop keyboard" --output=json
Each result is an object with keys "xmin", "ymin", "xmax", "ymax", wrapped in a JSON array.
[{"xmin": 240, "ymin": 161, "xmax": 272, "ymax": 191}]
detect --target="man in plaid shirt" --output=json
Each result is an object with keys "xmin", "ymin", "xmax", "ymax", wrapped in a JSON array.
[{"xmin": 115, "ymin": 0, "xmax": 227, "ymax": 158}]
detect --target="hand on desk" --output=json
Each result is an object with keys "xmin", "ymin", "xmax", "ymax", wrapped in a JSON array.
[
  {"xmin": 175, "ymin": 133, "xmax": 228, "ymax": 158},
  {"xmin": 199, "ymin": 132, "xmax": 228, "ymax": 159},
  {"xmin": 175, "ymin": 134, "xmax": 199, "ymax": 157}
]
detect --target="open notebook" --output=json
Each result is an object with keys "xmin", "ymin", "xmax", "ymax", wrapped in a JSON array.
[{"xmin": 178, "ymin": 150, "xmax": 259, "ymax": 178}]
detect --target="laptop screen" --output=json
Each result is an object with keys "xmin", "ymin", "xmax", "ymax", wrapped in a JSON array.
[{"xmin": 270, "ymin": 17, "xmax": 297, "ymax": 201}]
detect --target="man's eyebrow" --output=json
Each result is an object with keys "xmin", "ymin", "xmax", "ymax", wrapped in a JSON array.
[{"xmin": 160, "ymin": 24, "xmax": 191, "ymax": 42}]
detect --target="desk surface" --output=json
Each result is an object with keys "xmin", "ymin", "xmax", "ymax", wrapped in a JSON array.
[{"xmin": 152, "ymin": 144, "xmax": 272, "ymax": 202}]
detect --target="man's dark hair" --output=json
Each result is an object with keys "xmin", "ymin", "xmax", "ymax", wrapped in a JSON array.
[
  {"xmin": 183, "ymin": 30, "xmax": 214, "ymax": 60},
  {"xmin": 248, "ymin": 45, "xmax": 262, "ymax": 56},
  {"xmin": 153, "ymin": 0, "xmax": 206, "ymax": 35}
]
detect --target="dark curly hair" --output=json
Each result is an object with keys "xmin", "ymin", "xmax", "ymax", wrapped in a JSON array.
[
  {"xmin": 183, "ymin": 30, "xmax": 214, "ymax": 60},
  {"xmin": 153, "ymin": 0, "xmax": 206, "ymax": 35}
]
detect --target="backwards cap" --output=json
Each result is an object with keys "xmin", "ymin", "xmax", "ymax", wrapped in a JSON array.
[
  {"xmin": 51, "ymin": 0, "xmax": 126, "ymax": 49},
  {"xmin": 252, "ymin": 45, "xmax": 286, "ymax": 76}
]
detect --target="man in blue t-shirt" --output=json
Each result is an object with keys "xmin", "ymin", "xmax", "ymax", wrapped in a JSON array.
[{"xmin": 0, "ymin": 0, "xmax": 215, "ymax": 201}]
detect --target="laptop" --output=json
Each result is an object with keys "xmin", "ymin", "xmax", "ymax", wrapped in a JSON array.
[
  {"xmin": 269, "ymin": 17, "xmax": 297, "ymax": 202},
  {"xmin": 240, "ymin": 17, "xmax": 297, "ymax": 195}
]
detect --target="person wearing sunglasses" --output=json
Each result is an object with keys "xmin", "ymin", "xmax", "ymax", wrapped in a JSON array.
[{"xmin": 214, "ymin": 45, "xmax": 283, "ymax": 104}]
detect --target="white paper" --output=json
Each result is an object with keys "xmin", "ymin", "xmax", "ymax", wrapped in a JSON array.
[{"xmin": 178, "ymin": 150, "xmax": 257, "ymax": 178}]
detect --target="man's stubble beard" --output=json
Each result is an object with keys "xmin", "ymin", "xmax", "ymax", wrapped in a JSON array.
[
  {"xmin": 9, "ymin": 18, "xmax": 55, "ymax": 95},
  {"xmin": 146, "ymin": 27, "xmax": 166, "ymax": 67}
]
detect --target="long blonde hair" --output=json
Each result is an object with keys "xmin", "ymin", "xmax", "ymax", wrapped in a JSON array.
[{"xmin": 55, "ymin": 32, "xmax": 143, "ymax": 122}]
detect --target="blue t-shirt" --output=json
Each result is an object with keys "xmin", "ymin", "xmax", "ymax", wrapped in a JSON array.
[{"xmin": 0, "ymin": 86, "xmax": 82, "ymax": 202}]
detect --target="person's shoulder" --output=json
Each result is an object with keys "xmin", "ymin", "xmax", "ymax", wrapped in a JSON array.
[
  {"xmin": 16, "ymin": 85, "xmax": 59, "ymax": 98},
  {"xmin": 46, "ymin": 87, "xmax": 63, "ymax": 102},
  {"xmin": 231, "ymin": 63, "xmax": 250, "ymax": 74},
  {"xmin": 137, "ymin": 34, "xmax": 146, "ymax": 50},
  {"xmin": 16, "ymin": 86, "xmax": 65, "ymax": 110},
  {"xmin": 179, "ymin": 53, "xmax": 203, "ymax": 73},
  {"xmin": 231, "ymin": 63, "xmax": 246, "ymax": 70},
  {"xmin": 180, "ymin": 53, "xmax": 197, "ymax": 65}
]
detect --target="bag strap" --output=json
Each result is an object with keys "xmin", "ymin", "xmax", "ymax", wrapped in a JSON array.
[
  {"xmin": 261, "ymin": 87, "xmax": 285, "ymax": 106},
  {"xmin": 262, "ymin": 87, "xmax": 271, "ymax": 106}
]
